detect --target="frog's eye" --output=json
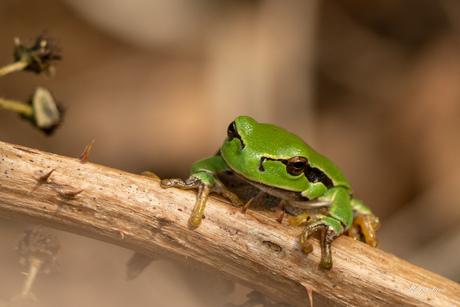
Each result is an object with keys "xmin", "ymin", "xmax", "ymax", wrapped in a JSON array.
[
  {"xmin": 283, "ymin": 156, "xmax": 308, "ymax": 176},
  {"xmin": 227, "ymin": 121, "xmax": 245, "ymax": 149},
  {"xmin": 227, "ymin": 121, "xmax": 242, "ymax": 141},
  {"xmin": 227, "ymin": 121, "xmax": 236, "ymax": 140}
]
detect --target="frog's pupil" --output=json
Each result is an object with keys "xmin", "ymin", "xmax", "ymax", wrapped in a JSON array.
[
  {"xmin": 228, "ymin": 122, "xmax": 235, "ymax": 133},
  {"xmin": 293, "ymin": 162, "xmax": 305, "ymax": 169}
]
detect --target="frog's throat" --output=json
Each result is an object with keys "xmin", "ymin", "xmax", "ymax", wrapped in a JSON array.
[{"xmin": 230, "ymin": 169, "xmax": 310, "ymax": 202}]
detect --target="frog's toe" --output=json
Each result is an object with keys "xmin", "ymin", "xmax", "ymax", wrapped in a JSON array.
[
  {"xmin": 351, "ymin": 214, "xmax": 380, "ymax": 247},
  {"xmin": 289, "ymin": 213, "xmax": 314, "ymax": 227},
  {"xmin": 161, "ymin": 176, "xmax": 203, "ymax": 190},
  {"xmin": 298, "ymin": 220, "xmax": 325, "ymax": 255},
  {"xmin": 317, "ymin": 226, "xmax": 338, "ymax": 270},
  {"xmin": 188, "ymin": 182, "xmax": 213, "ymax": 227},
  {"xmin": 189, "ymin": 211, "xmax": 203, "ymax": 227},
  {"xmin": 160, "ymin": 178, "xmax": 185, "ymax": 188},
  {"xmin": 300, "ymin": 219, "xmax": 342, "ymax": 270},
  {"xmin": 347, "ymin": 223, "xmax": 361, "ymax": 241},
  {"xmin": 321, "ymin": 256, "xmax": 333, "ymax": 270},
  {"xmin": 159, "ymin": 178, "xmax": 174, "ymax": 187},
  {"xmin": 298, "ymin": 231, "xmax": 313, "ymax": 254}
]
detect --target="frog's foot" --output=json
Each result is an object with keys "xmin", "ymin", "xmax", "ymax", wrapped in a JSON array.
[
  {"xmin": 298, "ymin": 218, "xmax": 344, "ymax": 270},
  {"xmin": 160, "ymin": 176, "xmax": 210, "ymax": 227},
  {"xmin": 289, "ymin": 213, "xmax": 317, "ymax": 227},
  {"xmin": 348, "ymin": 214, "xmax": 380, "ymax": 247},
  {"xmin": 160, "ymin": 175, "xmax": 244, "ymax": 227}
]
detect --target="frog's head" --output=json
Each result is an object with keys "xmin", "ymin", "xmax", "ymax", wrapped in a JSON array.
[{"xmin": 220, "ymin": 116, "xmax": 313, "ymax": 191}]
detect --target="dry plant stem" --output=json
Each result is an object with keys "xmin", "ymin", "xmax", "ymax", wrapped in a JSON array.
[
  {"xmin": 0, "ymin": 98, "xmax": 33, "ymax": 117},
  {"xmin": 0, "ymin": 61, "xmax": 28, "ymax": 77},
  {"xmin": 21, "ymin": 257, "xmax": 42, "ymax": 298},
  {"xmin": 0, "ymin": 141, "xmax": 458, "ymax": 307}
]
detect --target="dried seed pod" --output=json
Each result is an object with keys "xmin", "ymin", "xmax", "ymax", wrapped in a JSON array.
[
  {"xmin": 16, "ymin": 228, "xmax": 60, "ymax": 298},
  {"xmin": 13, "ymin": 34, "xmax": 61, "ymax": 75}
]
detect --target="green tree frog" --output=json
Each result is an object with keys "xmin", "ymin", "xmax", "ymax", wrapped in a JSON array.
[{"xmin": 160, "ymin": 116, "xmax": 380, "ymax": 270}]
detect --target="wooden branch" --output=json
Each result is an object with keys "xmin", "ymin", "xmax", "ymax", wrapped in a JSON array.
[{"xmin": 0, "ymin": 140, "xmax": 458, "ymax": 306}]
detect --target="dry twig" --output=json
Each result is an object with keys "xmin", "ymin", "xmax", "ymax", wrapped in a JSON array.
[{"xmin": 0, "ymin": 141, "xmax": 458, "ymax": 306}]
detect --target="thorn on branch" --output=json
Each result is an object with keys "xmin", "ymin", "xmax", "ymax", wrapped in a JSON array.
[
  {"xmin": 79, "ymin": 140, "xmax": 95, "ymax": 163},
  {"xmin": 114, "ymin": 229, "xmax": 125, "ymax": 240},
  {"xmin": 35, "ymin": 169, "xmax": 55, "ymax": 183},
  {"xmin": 51, "ymin": 183, "xmax": 84, "ymax": 199},
  {"xmin": 34, "ymin": 169, "xmax": 83, "ymax": 199},
  {"xmin": 273, "ymin": 200, "xmax": 286, "ymax": 224},
  {"xmin": 241, "ymin": 198, "xmax": 253, "ymax": 214}
]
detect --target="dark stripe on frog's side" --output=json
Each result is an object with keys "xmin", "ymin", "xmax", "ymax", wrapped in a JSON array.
[
  {"xmin": 259, "ymin": 156, "xmax": 334, "ymax": 188},
  {"xmin": 305, "ymin": 164, "xmax": 333, "ymax": 188}
]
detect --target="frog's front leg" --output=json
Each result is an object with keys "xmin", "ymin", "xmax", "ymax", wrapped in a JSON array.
[
  {"xmin": 160, "ymin": 155, "xmax": 244, "ymax": 227},
  {"xmin": 290, "ymin": 187, "xmax": 353, "ymax": 270}
]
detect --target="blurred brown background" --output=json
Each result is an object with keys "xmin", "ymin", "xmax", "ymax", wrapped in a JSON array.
[{"xmin": 1, "ymin": 0, "xmax": 460, "ymax": 306}]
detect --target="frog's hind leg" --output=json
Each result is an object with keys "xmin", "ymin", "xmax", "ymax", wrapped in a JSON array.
[{"xmin": 349, "ymin": 199, "xmax": 380, "ymax": 247}]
